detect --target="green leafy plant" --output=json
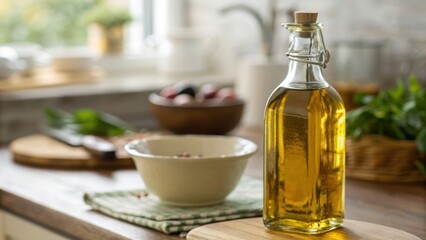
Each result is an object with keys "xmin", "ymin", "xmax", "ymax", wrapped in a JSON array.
[
  {"xmin": 44, "ymin": 107, "xmax": 134, "ymax": 136},
  {"xmin": 347, "ymin": 75, "xmax": 426, "ymax": 174},
  {"xmin": 81, "ymin": 4, "xmax": 132, "ymax": 28}
]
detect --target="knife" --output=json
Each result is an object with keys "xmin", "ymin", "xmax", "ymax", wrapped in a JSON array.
[{"xmin": 45, "ymin": 127, "xmax": 116, "ymax": 160}]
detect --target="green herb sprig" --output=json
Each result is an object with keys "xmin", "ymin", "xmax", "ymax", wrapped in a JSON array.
[{"xmin": 44, "ymin": 107, "xmax": 134, "ymax": 136}]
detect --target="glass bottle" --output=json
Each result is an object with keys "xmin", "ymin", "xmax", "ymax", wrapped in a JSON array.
[{"xmin": 263, "ymin": 12, "xmax": 345, "ymax": 234}]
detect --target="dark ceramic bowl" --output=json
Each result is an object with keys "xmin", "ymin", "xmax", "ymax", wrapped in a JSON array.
[{"xmin": 149, "ymin": 93, "xmax": 245, "ymax": 135}]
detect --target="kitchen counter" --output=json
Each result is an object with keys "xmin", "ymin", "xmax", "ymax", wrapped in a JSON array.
[{"xmin": 0, "ymin": 130, "xmax": 425, "ymax": 239}]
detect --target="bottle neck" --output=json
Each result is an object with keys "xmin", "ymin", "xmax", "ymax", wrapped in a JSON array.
[
  {"xmin": 283, "ymin": 58, "xmax": 328, "ymax": 90},
  {"xmin": 282, "ymin": 27, "xmax": 330, "ymax": 90}
]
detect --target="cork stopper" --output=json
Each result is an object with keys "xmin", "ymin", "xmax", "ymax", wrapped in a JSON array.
[{"xmin": 294, "ymin": 11, "xmax": 318, "ymax": 24}]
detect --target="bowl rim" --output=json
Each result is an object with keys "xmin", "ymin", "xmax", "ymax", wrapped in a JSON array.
[
  {"xmin": 149, "ymin": 93, "xmax": 245, "ymax": 108},
  {"xmin": 124, "ymin": 134, "xmax": 257, "ymax": 161}
]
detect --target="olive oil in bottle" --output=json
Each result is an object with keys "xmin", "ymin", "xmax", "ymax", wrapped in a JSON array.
[{"xmin": 263, "ymin": 12, "xmax": 346, "ymax": 234}]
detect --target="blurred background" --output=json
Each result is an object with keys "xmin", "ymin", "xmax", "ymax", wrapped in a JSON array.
[{"xmin": 0, "ymin": 0, "xmax": 425, "ymax": 142}]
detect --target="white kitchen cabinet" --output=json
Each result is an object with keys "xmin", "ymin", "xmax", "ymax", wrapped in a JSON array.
[{"xmin": 1, "ymin": 211, "xmax": 69, "ymax": 240}]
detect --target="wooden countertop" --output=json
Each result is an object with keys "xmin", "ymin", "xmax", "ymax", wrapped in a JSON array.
[{"xmin": 0, "ymin": 131, "xmax": 425, "ymax": 239}]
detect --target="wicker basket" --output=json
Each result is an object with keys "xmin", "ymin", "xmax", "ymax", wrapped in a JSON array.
[{"xmin": 346, "ymin": 135, "xmax": 426, "ymax": 183}]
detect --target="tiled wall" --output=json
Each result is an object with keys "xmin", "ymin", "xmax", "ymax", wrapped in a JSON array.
[{"xmin": 189, "ymin": 0, "xmax": 426, "ymax": 84}]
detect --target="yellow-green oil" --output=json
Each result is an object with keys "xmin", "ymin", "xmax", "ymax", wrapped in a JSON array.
[{"xmin": 264, "ymin": 86, "xmax": 345, "ymax": 234}]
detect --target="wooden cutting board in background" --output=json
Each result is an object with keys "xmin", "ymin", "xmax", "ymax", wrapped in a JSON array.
[
  {"xmin": 9, "ymin": 133, "xmax": 155, "ymax": 169},
  {"xmin": 187, "ymin": 218, "xmax": 421, "ymax": 240}
]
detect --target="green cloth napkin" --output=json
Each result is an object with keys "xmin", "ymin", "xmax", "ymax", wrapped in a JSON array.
[{"xmin": 83, "ymin": 177, "xmax": 262, "ymax": 235}]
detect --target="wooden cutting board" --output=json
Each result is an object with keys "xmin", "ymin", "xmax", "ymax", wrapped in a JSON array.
[
  {"xmin": 186, "ymin": 218, "xmax": 421, "ymax": 240},
  {"xmin": 9, "ymin": 134, "xmax": 135, "ymax": 169}
]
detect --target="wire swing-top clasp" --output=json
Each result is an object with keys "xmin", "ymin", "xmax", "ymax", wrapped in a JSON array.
[{"xmin": 284, "ymin": 24, "xmax": 330, "ymax": 68}]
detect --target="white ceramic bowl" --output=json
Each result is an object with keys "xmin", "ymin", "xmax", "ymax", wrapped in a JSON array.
[{"xmin": 125, "ymin": 135, "xmax": 257, "ymax": 206}]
